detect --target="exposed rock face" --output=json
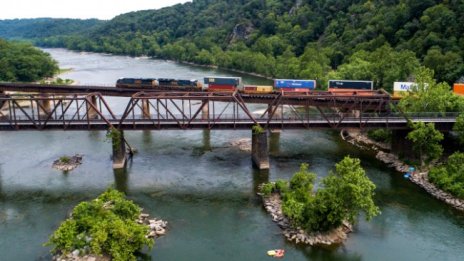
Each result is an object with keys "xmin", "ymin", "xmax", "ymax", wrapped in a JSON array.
[
  {"xmin": 342, "ymin": 129, "xmax": 464, "ymax": 212},
  {"xmin": 261, "ymin": 193, "xmax": 352, "ymax": 246},
  {"xmin": 52, "ymin": 154, "xmax": 83, "ymax": 171},
  {"xmin": 229, "ymin": 23, "xmax": 253, "ymax": 43}
]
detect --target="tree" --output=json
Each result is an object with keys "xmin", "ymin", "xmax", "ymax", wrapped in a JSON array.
[
  {"xmin": 398, "ymin": 67, "xmax": 457, "ymax": 113},
  {"xmin": 429, "ymin": 152, "xmax": 464, "ymax": 199},
  {"xmin": 306, "ymin": 156, "xmax": 380, "ymax": 231},
  {"xmin": 407, "ymin": 122, "xmax": 444, "ymax": 167},
  {"xmin": 453, "ymin": 114, "xmax": 464, "ymax": 145},
  {"xmin": 267, "ymin": 157, "xmax": 380, "ymax": 233}
]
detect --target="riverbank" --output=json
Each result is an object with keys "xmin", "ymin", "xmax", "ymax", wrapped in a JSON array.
[
  {"xmin": 260, "ymin": 193, "xmax": 352, "ymax": 246},
  {"xmin": 342, "ymin": 129, "xmax": 464, "ymax": 211}
]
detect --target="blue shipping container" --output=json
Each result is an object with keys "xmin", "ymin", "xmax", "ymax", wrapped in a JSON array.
[
  {"xmin": 274, "ymin": 79, "xmax": 316, "ymax": 89},
  {"xmin": 204, "ymin": 77, "xmax": 241, "ymax": 85}
]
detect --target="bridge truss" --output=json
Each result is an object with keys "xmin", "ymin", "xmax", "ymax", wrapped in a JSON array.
[{"xmin": 0, "ymin": 91, "xmax": 455, "ymax": 131}]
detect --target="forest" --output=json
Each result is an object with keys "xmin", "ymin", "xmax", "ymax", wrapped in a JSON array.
[
  {"xmin": 25, "ymin": 0, "xmax": 463, "ymax": 91},
  {"xmin": 0, "ymin": 39, "xmax": 58, "ymax": 82},
  {"xmin": 2, "ymin": 0, "xmax": 464, "ymax": 91}
]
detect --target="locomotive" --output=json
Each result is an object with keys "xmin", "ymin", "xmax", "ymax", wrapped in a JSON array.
[{"xmin": 115, "ymin": 78, "xmax": 202, "ymax": 90}]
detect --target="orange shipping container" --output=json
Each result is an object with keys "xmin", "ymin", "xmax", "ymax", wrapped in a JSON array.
[{"xmin": 454, "ymin": 83, "xmax": 464, "ymax": 95}]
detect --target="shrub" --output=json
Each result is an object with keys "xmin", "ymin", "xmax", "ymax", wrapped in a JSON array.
[
  {"xmin": 367, "ymin": 129, "xmax": 392, "ymax": 143},
  {"xmin": 429, "ymin": 152, "xmax": 464, "ymax": 199},
  {"xmin": 59, "ymin": 156, "xmax": 71, "ymax": 164}
]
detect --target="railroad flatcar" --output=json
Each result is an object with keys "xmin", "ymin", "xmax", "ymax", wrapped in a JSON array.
[
  {"xmin": 328, "ymin": 80, "xmax": 373, "ymax": 92},
  {"xmin": 274, "ymin": 79, "xmax": 316, "ymax": 92},
  {"xmin": 454, "ymin": 83, "xmax": 464, "ymax": 96},
  {"xmin": 204, "ymin": 76, "xmax": 242, "ymax": 92}
]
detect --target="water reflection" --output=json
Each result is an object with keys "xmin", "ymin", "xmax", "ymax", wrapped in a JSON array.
[{"xmin": 113, "ymin": 168, "xmax": 129, "ymax": 194}]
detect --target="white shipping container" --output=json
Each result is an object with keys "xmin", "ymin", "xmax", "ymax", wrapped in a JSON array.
[{"xmin": 393, "ymin": 82, "xmax": 416, "ymax": 92}]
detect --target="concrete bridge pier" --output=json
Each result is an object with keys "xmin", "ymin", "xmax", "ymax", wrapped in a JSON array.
[
  {"xmin": 141, "ymin": 100, "xmax": 150, "ymax": 118},
  {"xmin": 202, "ymin": 101, "xmax": 209, "ymax": 120},
  {"xmin": 112, "ymin": 129, "xmax": 127, "ymax": 169},
  {"xmin": 38, "ymin": 95, "xmax": 52, "ymax": 116},
  {"xmin": 88, "ymin": 95, "xmax": 98, "ymax": 119},
  {"xmin": 252, "ymin": 130, "xmax": 270, "ymax": 170},
  {"xmin": 203, "ymin": 129, "xmax": 211, "ymax": 151}
]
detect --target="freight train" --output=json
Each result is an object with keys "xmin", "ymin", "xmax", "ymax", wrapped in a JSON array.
[{"xmin": 115, "ymin": 77, "xmax": 464, "ymax": 97}]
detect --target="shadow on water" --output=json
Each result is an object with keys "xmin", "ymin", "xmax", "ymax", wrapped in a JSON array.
[
  {"xmin": 252, "ymin": 168, "xmax": 269, "ymax": 195},
  {"xmin": 113, "ymin": 168, "xmax": 129, "ymax": 194}
]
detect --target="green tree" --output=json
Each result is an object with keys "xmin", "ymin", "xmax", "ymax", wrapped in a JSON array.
[
  {"xmin": 306, "ymin": 156, "xmax": 380, "ymax": 231},
  {"xmin": 429, "ymin": 152, "xmax": 464, "ymax": 199},
  {"xmin": 453, "ymin": 114, "xmax": 464, "ymax": 145},
  {"xmin": 407, "ymin": 122, "xmax": 444, "ymax": 167},
  {"xmin": 398, "ymin": 67, "xmax": 457, "ymax": 113}
]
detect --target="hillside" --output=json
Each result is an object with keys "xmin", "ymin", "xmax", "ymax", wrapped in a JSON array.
[
  {"xmin": 0, "ymin": 18, "xmax": 104, "ymax": 39},
  {"xmin": 32, "ymin": 0, "xmax": 464, "ymax": 90}
]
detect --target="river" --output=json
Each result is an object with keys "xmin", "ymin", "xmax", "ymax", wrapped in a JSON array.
[{"xmin": 0, "ymin": 49, "xmax": 463, "ymax": 260}]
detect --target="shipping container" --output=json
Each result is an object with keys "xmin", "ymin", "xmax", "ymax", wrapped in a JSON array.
[
  {"xmin": 454, "ymin": 83, "xmax": 464, "ymax": 95},
  {"xmin": 207, "ymin": 84, "xmax": 237, "ymax": 92},
  {"xmin": 393, "ymin": 82, "xmax": 416, "ymax": 98},
  {"xmin": 204, "ymin": 77, "xmax": 241, "ymax": 86},
  {"xmin": 243, "ymin": 85, "xmax": 273, "ymax": 93},
  {"xmin": 328, "ymin": 80, "xmax": 373, "ymax": 90},
  {"xmin": 279, "ymin": 88, "xmax": 313, "ymax": 93},
  {"xmin": 274, "ymin": 79, "xmax": 316, "ymax": 89}
]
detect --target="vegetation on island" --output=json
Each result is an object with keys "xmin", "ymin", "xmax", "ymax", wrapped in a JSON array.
[
  {"xmin": 0, "ymin": 0, "xmax": 457, "ymax": 90},
  {"xmin": 428, "ymin": 152, "xmax": 464, "ymax": 199},
  {"xmin": 45, "ymin": 188, "xmax": 153, "ymax": 261},
  {"xmin": 261, "ymin": 157, "xmax": 379, "ymax": 232},
  {"xmin": 0, "ymin": 39, "xmax": 58, "ymax": 82}
]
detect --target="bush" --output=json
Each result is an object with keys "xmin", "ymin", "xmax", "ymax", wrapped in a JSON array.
[
  {"xmin": 367, "ymin": 129, "xmax": 392, "ymax": 143},
  {"xmin": 45, "ymin": 188, "xmax": 153, "ymax": 261},
  {"xmin": 429, "ymin": 152, "xmax": 464, "ymax": 199},
  {"xmin": 59, "ymin": 156, "xmax": 71, "ymax": 164}
]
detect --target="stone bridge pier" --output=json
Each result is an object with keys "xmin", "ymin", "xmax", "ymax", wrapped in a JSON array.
[
  {"xmin": 111, "ymin": 129, "xmax": 127, "ymax": 169},
  {"xmin": 251, "ymin": 129, "xmax": 270, "ymax": 170}
]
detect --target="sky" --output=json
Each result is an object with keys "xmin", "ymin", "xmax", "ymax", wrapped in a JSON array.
[{"xmin": 0, "ymin": 0, "xmax": 192, "ymax": 20}]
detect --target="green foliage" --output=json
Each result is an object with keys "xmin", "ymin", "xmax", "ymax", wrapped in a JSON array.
[
  {"xmin": 0, "ymin": 39, "xmax": 58, "ymax": 82},
  {"xmin": 407, "ymin": 122, "xmax": 444, "ymax": 167},
  {"xmin": 45, "ymin": 188, "xmax": 153, "ymax": 261},
  {"xmin": 429, "ymin": 152, "xmax": 464, "ymax": 199},
  {"xmin": 252, "ymin": 124, "xmax": 264, "ymax": 135},
  {"xmin": 453, "ymin": 114, "xmax": 464, "ymax": 145},
  {"xmin": 16, "ymin": 0, "xmax": 463, "ymax": 85},
  {"xmin": 398, "ymin": 67, "xmax": 464, "ymax": 113},
  {"xmin": 59, "ymin": 156, "xmax": 71, "ymax": 164},
  {"xmin": 367, "ymin": 129, "xmax": 392, "ymax": 143},
  {"xmin": 271, "ymin": 158, "xmax": 379, "ymax": 232},
  {"xmin": 260, "ymin": 183, "xmax": 274, "ymax": 196},
  {"xmin": 106, "ymin": 127, "xmax": 122, "ymax": 149}
]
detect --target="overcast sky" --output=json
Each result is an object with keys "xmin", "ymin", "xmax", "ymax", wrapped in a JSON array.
[{"xmin": 1, "ymin": 0, "xmax": 192, "ymax": 20}]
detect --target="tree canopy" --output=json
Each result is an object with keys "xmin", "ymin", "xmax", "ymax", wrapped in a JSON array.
[
  {"xmin": 2, "ymin": 0, "xmax": 460, "ymax": 88},
  {"xmin": 0, "ymin": 39, "xmax": 58, "ymax": 82},
  {"xmin": 263, "ymin": 157, "xmax": 380, "ymax": 232},
  {"xmin": 407, "ymin": 121, "xmax": 444, "ymax": 167}
]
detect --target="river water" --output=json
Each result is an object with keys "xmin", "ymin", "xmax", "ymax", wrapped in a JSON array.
[{"xmin": 0, "ymin": 49, "xmax": 463, "ymax": 260}]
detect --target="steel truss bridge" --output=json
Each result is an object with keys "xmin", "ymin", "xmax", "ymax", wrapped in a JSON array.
[{"xmin": 0, "ymin": 90, "xmax": 457, "ymax": 131}]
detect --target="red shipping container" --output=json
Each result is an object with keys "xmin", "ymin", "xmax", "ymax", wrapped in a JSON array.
[{"xmin": 208, "ymin": 84, "xmax": 236, "ymax": 91}]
